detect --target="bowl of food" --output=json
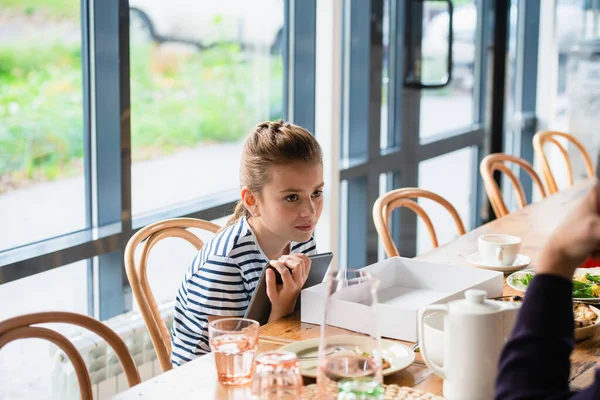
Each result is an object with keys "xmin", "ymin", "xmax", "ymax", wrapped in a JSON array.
[
  {"xmin": 491, "ymin": 294, "xmax": 600, "ymax": 341},
  {"xmin": 574, "ymin": 302, "xmax": 600, "ymax": 341}
]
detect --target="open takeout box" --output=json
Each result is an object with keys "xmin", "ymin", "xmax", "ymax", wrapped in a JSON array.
[{"xmin": 301, "ymin": 257, "xmax": 504, "ymax": 342}]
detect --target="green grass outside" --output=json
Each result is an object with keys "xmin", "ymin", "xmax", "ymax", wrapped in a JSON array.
[
  {"xmin": 0, "ymin": 0, "xmax": 79, "ymax": 19},
  {"xmin": 0, "ymin": 39, "xmax": 284, "ymax": 184}
]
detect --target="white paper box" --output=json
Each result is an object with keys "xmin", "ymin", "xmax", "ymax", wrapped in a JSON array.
[{"xmin": 301, "ymin": 257, "xmax": 504, "ymax": 342}]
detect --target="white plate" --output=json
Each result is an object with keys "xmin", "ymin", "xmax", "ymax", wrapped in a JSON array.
[
  {"xmin": 507, "ymin": 269, "xmax": 600, "ymax": 303},
  {"xmin": 506, "ymin": 269, "xmax": 534, "ymax": 292},
  {"xmin": 278, "ymin": 335, "xmax": 415, "ymax": 378},
  {"xmin": 466, "ymin": 252, "xmax": 531, "ymax": 273},
  {"xmin": 575, "ymin": 304, "xmax": 600, "ymax": 341}
]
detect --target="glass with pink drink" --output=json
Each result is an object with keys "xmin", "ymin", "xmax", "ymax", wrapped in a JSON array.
[
  {"xmin": 209, "ymin": 318, "xmax": 259, "ymax": 385},
  {"xmin": 252, "ymin": 351, "xmax": 303, "ymax": 399}
]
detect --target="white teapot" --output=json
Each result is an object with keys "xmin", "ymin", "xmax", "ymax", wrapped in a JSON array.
[{"xmin": 418, "ymin": 290, "xmax": 520, "ymax": 400}]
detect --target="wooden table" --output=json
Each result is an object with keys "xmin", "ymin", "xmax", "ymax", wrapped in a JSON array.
[{"xmin": 113, "ymin": 179, "xmax": 598, "ymax": 399}]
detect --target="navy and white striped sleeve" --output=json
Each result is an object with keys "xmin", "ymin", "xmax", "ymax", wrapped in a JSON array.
[{"xmin": 171, "ymin": 254, "xmax": 248, "ymax": 366}]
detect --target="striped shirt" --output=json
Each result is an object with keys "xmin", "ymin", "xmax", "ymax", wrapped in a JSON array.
[{"xmin": 171, "ymin": 217, "xmax": 317, "ymax": 366}]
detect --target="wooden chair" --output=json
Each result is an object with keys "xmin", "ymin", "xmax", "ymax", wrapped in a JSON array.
[
  {"xmin": 533, "ymin": 130, "xmax": 595, "ymax": 194},
  {"xmin": 0, "ymin": 312, "xmax": 141, "ymax": 400},
  {"xmin": 480, "ymin": 153, "xmax": 547, "ymax": 218},
  {"xmin": 373, "ymin": 188, "xmax": 467, "ymax": 257},
  {"xmin": 124, "ymin": 218, "xmax": 221, "ymax": 372}
]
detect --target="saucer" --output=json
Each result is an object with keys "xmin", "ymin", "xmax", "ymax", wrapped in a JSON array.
[{"xmin": 466, "ymin": 252, "xmax": 531, "ymax": 273}]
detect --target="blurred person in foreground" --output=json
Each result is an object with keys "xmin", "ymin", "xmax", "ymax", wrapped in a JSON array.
[{"xmin": 495, "ymin": 180, "xmax": 600, "ymax": 399}]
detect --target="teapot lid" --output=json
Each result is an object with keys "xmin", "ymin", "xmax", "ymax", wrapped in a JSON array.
[{"xmin": 450, "ymin": 289, "xmax": 501, "ymax": 315}]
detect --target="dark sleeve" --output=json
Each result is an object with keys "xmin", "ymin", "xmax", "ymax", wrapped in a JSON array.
[{"xmin": 495, "ymin": 274, "xmax": 600, "ymax": 400}]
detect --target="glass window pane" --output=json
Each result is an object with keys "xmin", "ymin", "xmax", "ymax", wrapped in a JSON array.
[
  {"xmin": 558, "ymin": 1, "xmax": 597, "ymax": 180},
  {"xmin": 557, "ymin": 0, "xmax": 585, "ymax": 130},
  {"xmin": 505, "ymin": 0, "xmax": 519, "ymax": 125},
  {"xmin": 0, "ymin": 260, "xmax": 89, "ymax": 399},
  {"xmin": 420, "ymin": 1, "xmax": 477, "ymax": 140},
  {"xmin": 417, "ymin": 147, "xmax": 475, "ymax": 254},
  {"xmin": 380, "ymin": 0, "xmax": 391, "ymax": 151},
  {"xmin": 129, "ymin": 1, "xmax": 285, "ymax": 215},
  {"xmin": 0, "ymin": 0, "xmax": 86, "ymax": 251}
]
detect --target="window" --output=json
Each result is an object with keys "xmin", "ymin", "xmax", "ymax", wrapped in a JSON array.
[
  {"xmin": 417, "ymin": 147, "xmax": 476, "ymax": 254},
  {"xmin": 0, "ymin": 0, "xmax": 87, "ymax": 252},
  {"xmin": 420, "ymin": 0, "xmax": 478, "ymax": 140},
  {"xmin": 0, "ymin": 0, "xmax": 315, "ymax": 321},
  {"xmin": 129, "ymin": 1, "xmax": 285, "ymax": 216},
  {"xmin": 339, "ymin": 0, "xmax": 487, "ymax": 264}
]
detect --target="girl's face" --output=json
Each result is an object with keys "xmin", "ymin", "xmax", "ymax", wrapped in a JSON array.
[{"xmin": 255, "ymin": 161, "xmax": 324, "ymax": 243}]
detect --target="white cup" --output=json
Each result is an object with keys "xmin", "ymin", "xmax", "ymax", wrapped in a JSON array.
[{"xmin": 477, "ymin": 234, "xmax": 522, "ymax": 266}]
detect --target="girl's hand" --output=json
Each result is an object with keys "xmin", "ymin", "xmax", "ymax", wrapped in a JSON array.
[{"xmin": 266, "ymin": 254, "xmax": 312, "ymax": 322}]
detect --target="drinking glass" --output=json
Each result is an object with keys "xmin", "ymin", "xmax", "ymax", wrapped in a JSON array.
[
  {"xmin": 252, "ymin": 351, "xmax": 303, "ymax": 399},
  {"xmin": 317, "ymin": 270, "xmax": 383, "ymax": 399},
  {"xmin": 208, "ymin": 318, "xmax": 259, "ymax": 385}
]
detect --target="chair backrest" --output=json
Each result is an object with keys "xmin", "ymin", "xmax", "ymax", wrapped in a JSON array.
[
  {"xmin": 0, "ymin": 312, "xmax": 141, "ymax": 400},
  {"xmin": 373, "ymin": 188, "xmax": 467, "ymax": 257},
  {"xmin": 533, "ymin": 130, "xmax": 595, "ymax": 194},
  {"xmin": 480, "ymin": 153, "xmax": 547, "ymax": 218},
  {"xmin": 124, "ymin": 218, "xmax": 221, "ymax": 372}
]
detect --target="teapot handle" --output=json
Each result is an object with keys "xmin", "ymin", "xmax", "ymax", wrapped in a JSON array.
[{"xmin": 418, "ymin": 305, "xmax": 448, "ymax": 379}]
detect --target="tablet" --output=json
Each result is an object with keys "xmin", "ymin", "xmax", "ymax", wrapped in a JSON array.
[{"xmin": 244, "ymin": 252, "xmax": 334, "ymax": 325}]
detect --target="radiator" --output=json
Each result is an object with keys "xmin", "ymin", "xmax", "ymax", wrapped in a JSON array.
[{"xmin": 51, "ymin": 302, "xmax": 175, "ymax": 399}]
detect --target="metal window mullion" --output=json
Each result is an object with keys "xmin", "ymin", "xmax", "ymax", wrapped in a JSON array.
[
  {"xmin": 376, "ymin": 0, "xmax": 411, "ymax": 259},
  {"xmin": 81, "ymin": 0, "xmax": 94, "ymax": 317},
  {"xmin": 416, "ymin": 129, "xmax": 485, "ymax": 162},
  {"xmin": 0, "ymin": 228, "xmax": 122, "ymax": 284},
  {"xmin": 471, "ymin": 0, "xmax": 494, "ymax": 228},
  {"xmin": 384, "ymin": 171, "xmax": 402, "ymax": 258},
  {"xmin": 132, "ymin": 197, "xmax": 239, "ymax": 230},
  {"xmin": 287, "ymin": 0, "xmax": 317, "ymax": 132},
  {"xmin": 512, "ymin": 0, "xmax": 540, "ymax": 204},
  {"xmin": 471, "ymin": 146, "xmax": 486, "ymax": 228},
  {"xmin": 395, "ymin": 0, "xmax": 422, "ymax": 258},
  {"xmin": 341, "ymin": 0, "xmax": 384, "ymax": 267},
  {"xmin": 342, "ymin": 0, "xmax": 372, "ymax": 268},
  {"xmin": 386, "ymin": 0, "xmax": 401, "ymax": 150},
  {"xmin": 485, "ymin": 0, "xmax": 510, "ymax": 222},
  {"xmin": 339, "ymin": 127, "xmax": 483, "ymax": 181},
  {"xmin": 347, "ymin": 0, "xmax": 371, "ymax": 161},
  {"xmin": 91, "ymin": 0, "xmax": 131, "ymax": 320},
  {"xmin": 366, "ymin": 0, "xmax": 384, "ymax": 266},
  {"xmin": 118, "ymin": 0, "xmax": 134, "ymax": 314}
]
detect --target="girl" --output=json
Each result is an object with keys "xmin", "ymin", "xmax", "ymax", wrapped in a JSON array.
[{"xmin": 171, "ymin": 120, "xmax": 324, "ymax": 366}]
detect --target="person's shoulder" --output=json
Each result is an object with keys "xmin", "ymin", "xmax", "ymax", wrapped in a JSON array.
[
  {"xmin": 200, "ymin": 218, "xmax": 253, "ymax": 258},
  {"xmin": 191, "ymin": 218, "xmax": 262, "ymax": 269},
  {"xmin": 217, "ymin": 219, "xmax": 265, "ymax": 261},
  {"xmin": 291, "ymin": 236, "xmax": 317, "ymax": 255}
]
